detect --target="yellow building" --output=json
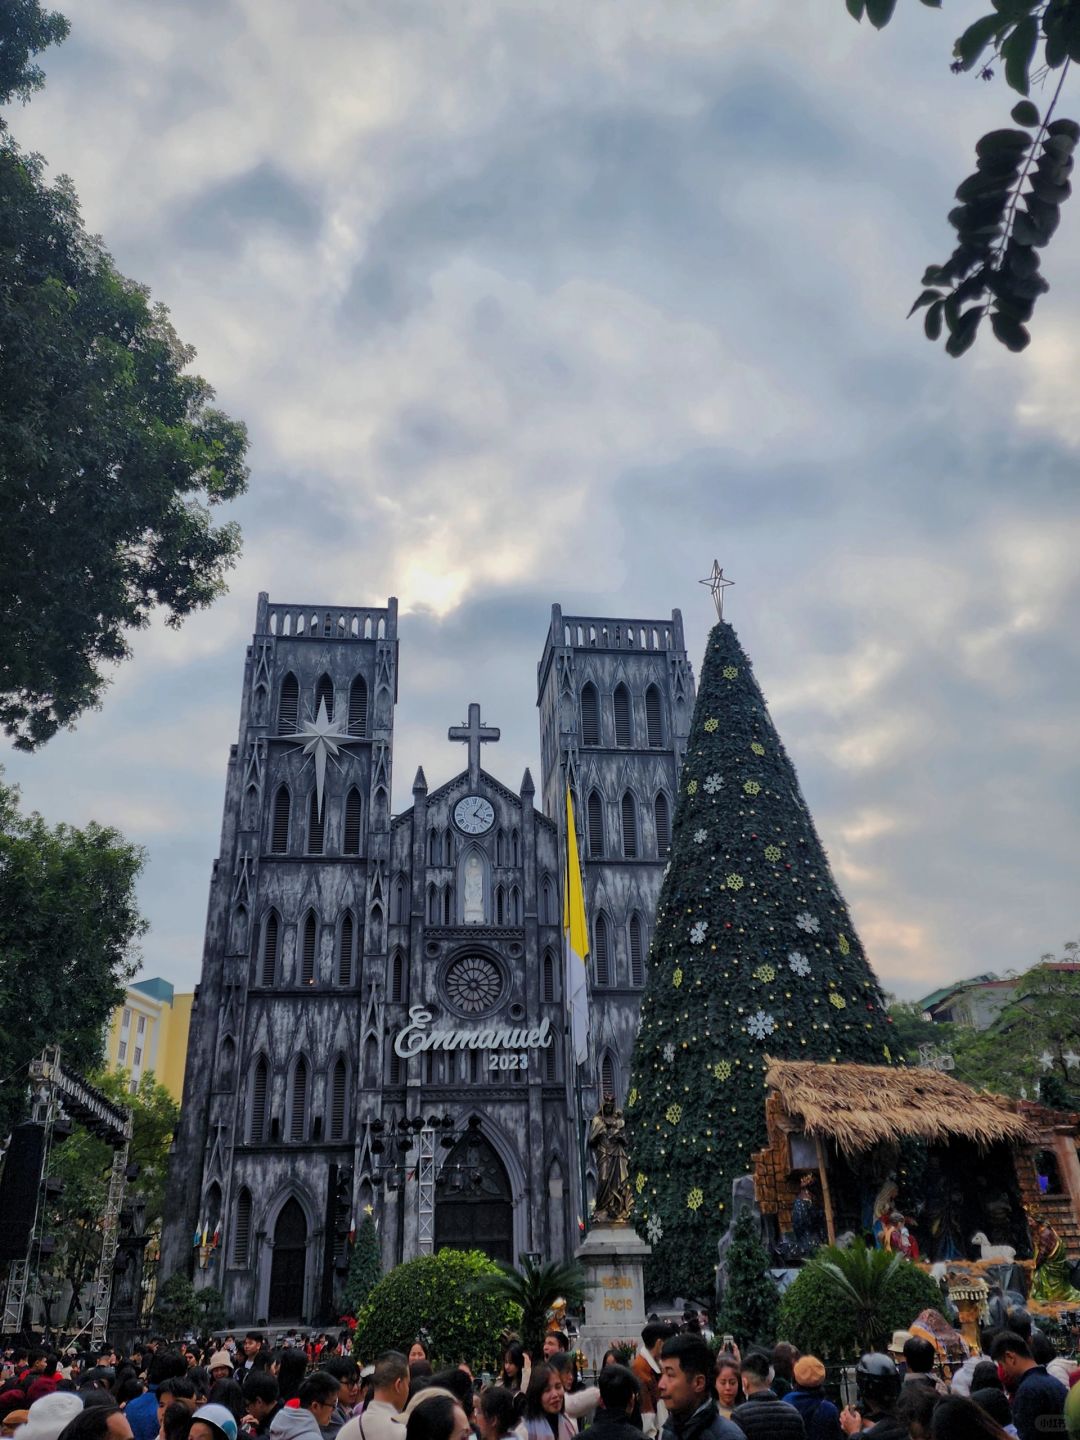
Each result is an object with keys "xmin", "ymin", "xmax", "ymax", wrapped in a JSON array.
[{"xmin": 105, "ymin": 978, "xmax": 193, "ymax": 1102}]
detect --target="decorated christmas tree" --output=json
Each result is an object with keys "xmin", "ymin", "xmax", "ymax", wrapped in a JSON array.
[{"xmin": 626, "ymin": 611, "xmax": 895, "ymax": 1301}]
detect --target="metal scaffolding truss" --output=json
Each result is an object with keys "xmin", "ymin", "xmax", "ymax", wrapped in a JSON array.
[
  {"xmin": 1, "ymin": 1048, "xmax": 131, "ymax": 1347},
  {"xmin": 417, "ymin": 1127, "xmax": 435, "ymax": 1254}
]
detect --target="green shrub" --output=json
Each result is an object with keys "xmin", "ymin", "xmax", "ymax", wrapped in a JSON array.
[
  {"xmin": 777, "ymin": 1246, "xmax": 944, "ymax": 1360},
  {"xmin": 717, "ymin": 1212, "xmax": 779, "ymax": 1347},
  {"xmin": 352, "ymin": 1249, "xmax": 519, "ymax": 1367}
]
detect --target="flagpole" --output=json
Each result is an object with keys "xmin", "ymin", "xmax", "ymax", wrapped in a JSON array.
[{"xmin": 563, "ymin": 770, "xmax": 591, "ymax": 1240}]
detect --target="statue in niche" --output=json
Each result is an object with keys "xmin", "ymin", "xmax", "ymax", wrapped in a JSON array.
[
  {"xmin": 589, "ymin": 1095, "xmax": 633, "ymax": 1225},
  {"xmin": 463, "ymin": 853, "xmax": 484, "ymax": 924}
]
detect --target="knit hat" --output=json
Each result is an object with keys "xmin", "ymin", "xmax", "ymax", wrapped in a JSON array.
[
  {"xmin": 208, "ymin": 1351, "xmax": 234, "ymax": 1374},
  {"xmin": 14, "ymin": 1393, "xmax": 84, "ymax": 1440},
  {"xmin": 793, "ymin": 1357, "xmax": 826, "ymax": 1389},
  {"xmin": 191, "ymin": 1404, "xmax": 239, "ymax": 1440}
]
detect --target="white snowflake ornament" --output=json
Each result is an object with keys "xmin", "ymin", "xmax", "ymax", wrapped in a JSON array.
[
  {"xmin": 747, "ymin": 1009, "xmax": 777, "ymax": 1041},
  {"xmin": 693, "ymin": 828, "xmax": 707, "ymax": 844},
  {"xmin": 795, "ymin": 911, "xmax": 820, "ymax": 934},
  {"xmin": 663, "ymin": 1042, "xmax": 676, "ymax": 1064},
  {"xmin": 788, "ymin": 951, "xmax": 811, "ymax": 977},
  {"xmin": 690, "ymin": 920, "xmax": 708, "ymax": 945},
  {"xmin": 646, "ymin": 1213, "xmax": 663, "ymax": 1244},
  {"xmin": 703, "ymin": 773, "xmax": 724, "ymax": 794}
]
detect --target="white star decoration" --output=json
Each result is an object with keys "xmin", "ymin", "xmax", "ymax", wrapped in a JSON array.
[
  {"xmin": 1038, "ymin": 1050, "xmax": 1055, "ymax": 1071},
  {"xmin": 1066, "ymin": 1052, "xmax": 1080, "ymax": 1069},
  {"xmin": 281, "ymin": 698, "xmax": 363, "ymax": 816}
]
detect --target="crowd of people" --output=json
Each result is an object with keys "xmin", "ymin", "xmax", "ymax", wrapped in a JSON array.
[{"xmin": 2, "ymin": 1306, "xmax": 1080, "ymax": 1440}]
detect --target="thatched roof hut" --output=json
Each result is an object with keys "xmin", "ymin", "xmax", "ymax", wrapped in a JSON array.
[{"xmin": 763, "ymin": 1058, "xmax": 1036, "ymax": 1155}]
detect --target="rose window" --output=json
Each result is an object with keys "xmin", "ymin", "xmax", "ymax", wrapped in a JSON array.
[{"xmin": 445, "ymin": 955, "xmax": 503, "ymax": 1015}]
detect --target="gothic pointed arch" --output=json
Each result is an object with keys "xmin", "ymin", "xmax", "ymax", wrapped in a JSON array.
[
  {"xmin": 278, "ymin": 673, "xmax": 299, "ymax": 733},
  {"xmin": 348, "ymin": 675, "xmax": 368, "ymax": 736},
  {"xmin": 328, "ymin": 1055, "xmax": 349, "ymax": 1140},
  {"xmin": 343, "ymin": 788, "xmax": 363, "ymax": 855},
  {"xmin": 247, "ymin": 1053, "xmax": 270, "ymax": 1143},
  {"xmin": 599, "ymin": 1049, "xmax": 620, "ymax": 1104},
  {"xmin": 457, "ymin": 844, "xmax": 490, "ymax": 926},
  {"xmin": 586, "ymin": 789, "xmax": 605, "ymax": 859},
  {"xmin": 580, "ymin": 681, "xmax": 600, "ymax": 746},
  {"xmin": 629, "ymin": 913, "xmax": 646, "ymax": 988},
  {"xmin": 613, "ymin": 682, "xmax": 633, "ymax": 747},
  {"xmin": 337, "ymin": 911, "xmax": 355, "ymax": 986},
  {"xmin": 541, "ymin": 875, "xmax": 556, "ymax": 925},
  {"xmin": 288, "ymin": 1055, "xmax": 309, "ymax": 1142},
  {"xmin": 593, "ymin": 911, "xmax": 611, "ymax": 987},
  {"xmin": 542, "ymin": 948, "xmax": 557, "ymax": 1003},
  {"xmin": 314, "ymin": 672, "xmax": 334, "ymax": 721},
  {"xmin": 270, "ymin": 784, "xmax": 291, "ymax": 853},
  {"xmin": 391, "ymin": 873, "xmax": 408, "ymax": 924},
  {"xmin": 231, "ymin": 1186, "xmax": 253, "ymax": 1265},
  {"xmin": 434, "ymin": 1126, "xmax": 514, "ymax": 1264},
  {"xmin": 307, "ymin": 789, "xmax": 324, "ymax": 854},
  {"xmin": 299, "ymin": 911, "xmax": 318, "ymax": 986},
  {"xmin": 654, "ymin": 790, "xmax": 671, "ymax": 854},
  {"xmin": 258, "ymin": 910, "xmax": 280, "ymax": 988},
  {"xmin": 363, "ymin": 1036, "xmax": 379, "ymax": 1088},
  {"xmin": 645, "ymin": 683, "xmax": 664, "ymax": 747},
  {"xmin": 621, "ymin": 790, "xmax": 638, "ymax": 858},
  {"xmin": 390, "ymin": 949, "xmax": 405, "ymax": 1002}
]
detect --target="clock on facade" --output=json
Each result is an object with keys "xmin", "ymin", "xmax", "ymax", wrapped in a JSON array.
[{"xmin": 453, "ymin": 795, "xmax": 495, "ymax": 834}]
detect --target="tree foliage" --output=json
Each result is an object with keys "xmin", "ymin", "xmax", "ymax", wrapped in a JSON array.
[
  {"xmin": 0, "ymin": 136, "xmax": 249, "ymax": 748},
  {"xmin": 0, "ymin": 772, "xmax": 146, "ymax": 1139},
  {"xmin": 341, "ymin": 1215, "xmax": 383, "ymax": 1318},
  {"xmin": 470, "ymin": 1256, "xmax": 591, "ymax": 1357},
  {"xmin": 716, "ymin": 1213, "xmax": 778, "ymax": 1348},
  {"xmin": 847, "ymin": 0, "xmax": 1080, "ymax": 354},
  {"xmin": 626, "ymin": 622, "xmax": 894, "ymax": 1302},
  {"xmin": 352, "ymin": 1250, "xmax": 519, "ymax": 1369},
  {"xmin": 154, "ymin": 1271, "xmax": 225, "ymax": 1339},
  {"xmin": 888, "ymin": 945, "xmax": 1080, "ymax": 1102},
  {"xmin": 0, "ymin": 0, "xmax": 69, "ymax": 109},
  {"xmin": 44, "ymin": 1068, "xmax": 178, "ymax": 1324},
  {"xmin": 777, "ymin": 1243, "xmax": 945, "ymax": 1359}
]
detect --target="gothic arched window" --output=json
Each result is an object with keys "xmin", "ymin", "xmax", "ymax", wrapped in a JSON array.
[
  {"xmin": 392, "ymin": 875, "xmax": 408, "ymax": 924},
  {"xmin": 495, "ymin": 829, "xmax": 507, "ymax": 866},
  {"xmin": 542, "ymin": 950, "xmax": 556, "ymax": 1002},
  {"xmin": 587, "ymin": 790, "xmax": 605, "ymax": 859},
  {"xmin": 329, "ymin": 1057, "xmax": 348, "ymax": 1140},
  {"xmin": 629, "ymin": 914, "xmax": 645, "ymax": 987},
  {"xmin": 391, "ymin": 951, "xmax": 404, "ymax": 1002},
  {"xmin": 270, "ymin": 785, "xmax": 291, "ymax": 853},
  {"xmin": 645, "ymin": 684, "xmax": 664, "ymax": 747},
  {"xmin": 300, "ymin": 912, "xmax": 317, "ymax": 985},
  {"xmin": 544, "ymin": 1046, "xmax": 557, "ymax": 1083},
  {"xmin": 363, "ymin": 1037, "xmax": 378, "ymax": 1087},
  {"xmin": 613, "ymin": 684, "xmax": 632, "ymax": 747},
  {"xmin": 541, "ymin": 877, "xmax": 556, "ymax": 925},
  {"xmin": 621, "ymin": 791, "xmax": 638, "ymax": 859},
  {"xmin": 427, "ymin": 883, "xmax": 438, "ymax": 923},
  {"xmin": 289, "ymin": 1057, "xmax": 308, "ymax": 1142},
  {"xmin": 278, "ymin": 673, "xmax": 299, "ymax": 733},
  {"xmin": 594, "ymin": 913, "xmax": 611, "ymax": 987},
  {"xmin": 511, "ymin": 830, "xmax": 520, "ymax": 866},
  {"xmin": 337, "ymin": 913, "xmax": 354, "ymax": 986},
  {"xmin": 307, "ymin": 790, "xmax": 324, "ymax": 855},
  {"xmin": 248, "ymin": 1056, "xmax": 269, "ymax": 1143},
  {"xmin": 348, "ymin": 675, "xmax": 368, "ymax": 736},
  {"xmin": 580, "ymin": 683, "xmax": 600, "ymax": 746},
  {"xmin": 232, "ymin": 1187, "xmax": 252, "ymax": 1265},
  {"xmin": 343, "ymin": 788, "xmax": 362, "ymax": 855},
  {"xmin": 259, "ymin": 911, "xmax": 280, "ymax": 987},
  {"xmin": 314, "ymin": 673, "xmax": 334, "ymax": 721},
  {"xmin": 654, "ymin": 791, "xmax": 671, "ymax": 854},
  {"xmin": 495, "ymin": 885, "xmax": 506, "ymax": 926},
  {"xmin": 510, "ymin": 885, "xmax": 522, "ymax": 926},
  {"xmin": 600, "ymin": 1051, "xmax": 618, "ymax": 1103}
]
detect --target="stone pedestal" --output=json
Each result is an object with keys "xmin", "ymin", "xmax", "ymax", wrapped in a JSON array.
[{"xmin": 575, "ymin": 1223, "xmax": 651, "ymax": 1367}]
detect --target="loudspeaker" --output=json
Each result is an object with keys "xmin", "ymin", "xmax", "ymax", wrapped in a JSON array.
[{"xmin": 0, "ymin": 1122, "xmax": 46, "ymax": 1262}]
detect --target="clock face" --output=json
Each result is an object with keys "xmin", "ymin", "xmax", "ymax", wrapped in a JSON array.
[{"xmin": 454, "ymin": 795, "xmax": 495, "ymax": 835}]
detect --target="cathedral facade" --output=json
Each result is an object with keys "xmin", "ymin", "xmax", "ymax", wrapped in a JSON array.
[{"xmin": 161, "ymin": 594, "xmax": 692, "ymax": 1325}]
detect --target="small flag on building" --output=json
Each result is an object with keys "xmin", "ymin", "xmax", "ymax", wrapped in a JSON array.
[{"xmin": 563, "ymin": 787, "xmax": 591, "ymax": 1067}]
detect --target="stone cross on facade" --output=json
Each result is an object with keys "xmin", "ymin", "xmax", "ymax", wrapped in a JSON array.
[{"xmin": 449, "ymin": 703, "xmax": 500, "ymax": 787}]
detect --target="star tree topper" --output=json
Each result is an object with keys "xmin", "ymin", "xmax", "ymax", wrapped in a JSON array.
[
  {"xmin": 699, "ymin": 559, "xmax": 735, "ymax": 620},
  {"xmin": 282, "ymin": 697, "xmax": 364, "ymax": 816}
]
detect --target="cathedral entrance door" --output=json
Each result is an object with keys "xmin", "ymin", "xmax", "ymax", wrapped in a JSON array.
[
  {"xmin": 435, "ymin": 1130, "xmax": 513, "ymax": 1264},
  {"xmin": 268, "ymin": 1197, "xmax": 307, "ymax": 1321}
]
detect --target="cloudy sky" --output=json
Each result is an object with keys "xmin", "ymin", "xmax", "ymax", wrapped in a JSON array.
[{"xmin": 5, "ymin": 0, "xmax": 1080, "ymax": 1000}]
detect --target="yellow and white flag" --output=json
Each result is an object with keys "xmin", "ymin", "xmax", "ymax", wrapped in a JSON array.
[{"xmin": 563, "ymin": 786, "xmax": 590, "ymax": 1067}]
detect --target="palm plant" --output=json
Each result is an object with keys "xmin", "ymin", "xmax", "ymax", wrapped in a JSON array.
[
  {"xmin": 470, "ymin": 1256, "xmax": 592, "ymax": 1356},
  {"xmin": 815, "ymin": 1242, "xmax": 904, "ymax": 1355}
]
